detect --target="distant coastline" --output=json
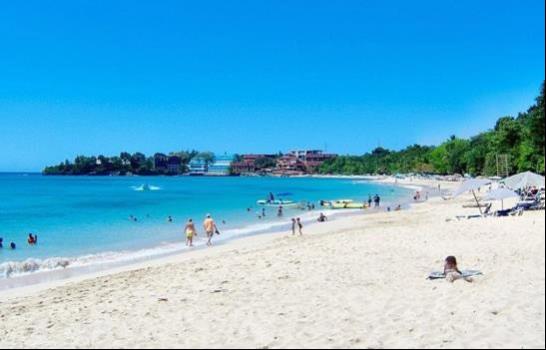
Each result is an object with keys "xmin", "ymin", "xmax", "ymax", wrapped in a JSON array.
[{"xmin": 41, "ymin": 81, "xmax": 544, "ymax": 179}]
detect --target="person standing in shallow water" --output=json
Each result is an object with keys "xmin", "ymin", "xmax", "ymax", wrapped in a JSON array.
[
  {"xmin": 277, "ymin": 205, "xmax": 283, "ymax": 217},
  {"xmin": 297, "ymin": 218, "xmax": 303, "ymax": 235},
  {"xmin": 184, "ymin": 219, "xmax": 197, "ymax": 247},
  {"xmin": 291, "ymin": 218, "xmax": 296, "ymax": 235},
  {"xmin": 203, "ymin": 214, "xmax": 217, "ymax": 247}
]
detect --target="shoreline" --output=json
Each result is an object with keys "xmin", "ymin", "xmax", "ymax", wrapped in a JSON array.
[{"xmin": 0, "ymin": 177, "xmax": 415, "ymax": 293}]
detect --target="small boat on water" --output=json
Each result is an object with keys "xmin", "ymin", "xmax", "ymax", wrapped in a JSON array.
[{"xmin": 257, "ymin": 199, "xmax": 298, "ymax": 207}]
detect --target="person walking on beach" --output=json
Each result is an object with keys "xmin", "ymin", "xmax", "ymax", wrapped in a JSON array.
[
  {"xmin": 291, "ymin": 218, "xmax": 297, "ymax": 235},
  {"xmin": 184, "ymin": 219, "xmax": 197, "ymax": 247},
  {"xmin": 297, "ymin": 218, "xmax": 303, "ymax": 235},
  {"xmin": 203, "ymin": 214, "xmax": 217, "ymax": 247},
  {"xmin": 368, "ymin": 195, "xmax": 372, "ymax": 208}
]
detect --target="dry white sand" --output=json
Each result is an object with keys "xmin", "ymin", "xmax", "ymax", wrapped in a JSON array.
[{"xmin": 0, "ymin": 179, "xmax": 544, "ymax": 349}]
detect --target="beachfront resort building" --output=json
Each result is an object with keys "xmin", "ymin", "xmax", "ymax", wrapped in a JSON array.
[
  {"xmin": 153, "ymin": 153, "xmax": 168, "ymax": 172},
  {"xmin": 208, "ymin": 154, "xmax": 235, "ymax": 176},
  {"xmin": 230, "ymin": 154, "xmax": 278, "ymax": 174},
  {"xmin": 189, "ymin": 158, "xmax": 208, "ymax": 175},
  {"xmin": 276, "ymin": 150, "xmax": 337, "ymax": 174},
  {"xmin": 189, "ymin": 154, "xmax": 234, "ymax": 176},
  {"xmin": 167, "ymin": 156, "xmax": 182, "ymax": 174},
  {"xmin": 230, "ymin": 150, "xmax": 337, "ymax": 175}
]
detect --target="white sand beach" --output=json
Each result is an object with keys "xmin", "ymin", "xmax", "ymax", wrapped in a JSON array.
[{"xmin": 0, "ymin": 179, "xmax": 544, "ymax": 349}]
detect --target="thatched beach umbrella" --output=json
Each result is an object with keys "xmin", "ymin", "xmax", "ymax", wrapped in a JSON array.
[
  {"xmin": 452, "ymin": 178, "xmax": 492, "ymax": 215},
  {"xmin": 502, "ymin": 171, "xmax": 545, "ymax": 190},
  {"xmin": 483, "ymin": 188, "xmax": 519, "ymax": 210}
]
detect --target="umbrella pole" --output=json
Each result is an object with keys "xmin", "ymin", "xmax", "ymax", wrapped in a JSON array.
[{"xmin": 472, "ymin": 190, "xmax": 483, "ymax": 215}]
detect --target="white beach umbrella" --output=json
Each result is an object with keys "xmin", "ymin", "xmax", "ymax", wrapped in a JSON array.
[
  {"xmin": 452, "ymin": 178, "xmax": 492, "ymax": 214},
  {"xmin": 483, "ymin": 188, "xmax": 520, "ymax": 210},
  {"xmin": 502, "ymin": 171, "xmax": 545, "ymax": 190},
  {"xmin": 452, "ymin": 179, "xmax": 491, "ymax": 197}
]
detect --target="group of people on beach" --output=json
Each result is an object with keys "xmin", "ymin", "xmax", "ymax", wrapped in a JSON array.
[
  {"xmin": 183, "ymin": 214, "xmax": 220, "ymax": 247},
  {"xmin": 367, "ymin": 194, "xmax": 381, "ymax": 208},
  {"xmin": 0, "ymin": 233, "xmax": 38, "ymax": 251}
]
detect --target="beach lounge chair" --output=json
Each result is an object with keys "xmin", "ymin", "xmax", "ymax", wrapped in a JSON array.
[
  {"xmin": 495, "ymin": 207, "xmax": 524, "ymax": 217},
  {"xmin": 455, "ymin": 203, "xmax": 493, "ymax": 220}
]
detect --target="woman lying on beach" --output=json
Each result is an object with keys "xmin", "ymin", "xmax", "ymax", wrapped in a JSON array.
[
  {"xmin": 444, "ymin": 256, "xmax": 473, "ymax": 283},
  {"xmin": 184, "ymin": 219, "xmax": 197, "ymax": 247}
]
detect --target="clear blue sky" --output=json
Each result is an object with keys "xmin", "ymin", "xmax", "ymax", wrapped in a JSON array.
[{"xmin": 1, "ymin": 0, "xmax": 544, "ymax": 171}]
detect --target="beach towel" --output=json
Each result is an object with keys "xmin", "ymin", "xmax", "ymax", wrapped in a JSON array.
[{"xmin": 427, "ymin": 270, "xmax": 482, "ymax": 280}]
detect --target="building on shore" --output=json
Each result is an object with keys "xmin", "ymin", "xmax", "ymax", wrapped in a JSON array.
[
  {"xmin": 153, "ymin": 153, "xmax": 168, "ymax": 172},
  {"xmin": 167, "ymin": 156, "xmax": 182, "ymax": 174},
  {"xmin": 230, "ymin": 150, "xmax": 336, "ymax": 175},
  {"xmin": 188, "ymin": 154, "xmax": 234, "ymax": 176},
  {"xmin": 208, "ymin": 154, "xmax": 235, "ymax": 176},
  {"xmin": 189, "ymin": 158, "xmax": 208, "ymax": 176},
  {"xmin": 303, "ymin": 150, "xmax": 337, "ymax": 173},
  {"xmin": 276, "ymin": 150, "xmax": 337, "ymax": 174},
  {"xmin": 230, "ymin": 154, "xmax": 277, "ymax": 175}
]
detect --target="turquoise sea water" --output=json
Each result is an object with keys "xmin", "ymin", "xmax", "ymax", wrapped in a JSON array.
[{"xmin": 0, "ymin": 174, "xmax": 411, "ymax": 279}]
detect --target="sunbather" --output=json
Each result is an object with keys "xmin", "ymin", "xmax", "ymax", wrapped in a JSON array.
[{"xmin": 444, "ymin": 256, "xmax": 473, "ymax": 283}]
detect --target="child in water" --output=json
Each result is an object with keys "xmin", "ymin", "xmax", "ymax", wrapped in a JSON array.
[
  {"xmin": 444, "ymin": 256, "xmax": 473, "ymax": 283},
  {"xmin": 184, "ymin": 219, "xmax": 197, "ymax": 247}
]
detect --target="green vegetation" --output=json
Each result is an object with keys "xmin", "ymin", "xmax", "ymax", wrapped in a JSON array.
[
  {"xmin": 43, "ymin": 150, "xmax": 200, "ymax": 175},
  {"xmin": 320, "ymin": 82, "xmax": 545, "ymax": 176}
]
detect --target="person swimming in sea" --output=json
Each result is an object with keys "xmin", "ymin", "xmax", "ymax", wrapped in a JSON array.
[
  {"xmin": 184, "ymin": 219, "xmax": 197, "ymax": 247},
  {"xmin": 10, "ymin": 242, "xmax": 16, "ymax": 250},
  {"xmin": 0, "ymin": 237, "xmax": 3, "ymax": 249},
  {"xmin": 444, "ymin": 256, "xmax": 473, "ymax": 283},
  {"xmin": 28, "ymin": 233, "xmax": 38, "ymax": 245},
  {"xmin": 277, "ymin": 205, "xmax": 284, "ymax": 217},
  {"xmin": 167, "ymin": 216, "xmax": 173, "ymax": 223}
]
